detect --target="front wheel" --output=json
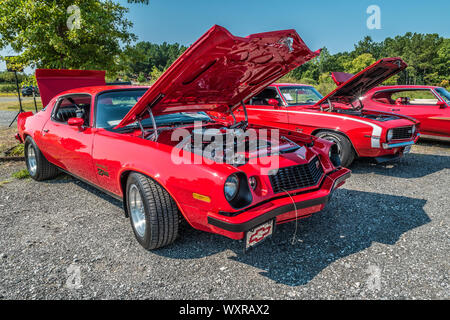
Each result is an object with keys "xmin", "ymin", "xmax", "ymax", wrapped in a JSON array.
[
  {"xmin": 315, "ymin": 131, "xmax": 355, "ymax": 167},
  {"xmin": 126, "ymin": 172, "xmax": 179, "ymax": 250}
]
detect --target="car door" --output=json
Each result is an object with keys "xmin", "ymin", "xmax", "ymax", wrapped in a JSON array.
[
  {"xmin": 238, "ymin": 87, "xmax": 289, "ymax": 129},
  {"xmin": 39, "ymin": 94, "xmax": 98, "ymax": 184}
]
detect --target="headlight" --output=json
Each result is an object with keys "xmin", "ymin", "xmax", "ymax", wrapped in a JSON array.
[
  {"xmin": 387, "ymin": 129, "xmax": 393, "ymax": 142},
  {"xmin": 411, "ymin": 125, "xmax": 416, "ymax": 134},
  {"xmin": 224, "ymin": 174, "xmax": 239, "ymax": 201}
]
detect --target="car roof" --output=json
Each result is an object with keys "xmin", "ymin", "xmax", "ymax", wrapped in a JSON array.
[
  {"xmin": 56, "ymin": 85, "xmax": 149, "ymax": 97},
  {"xmin": 371, "ymin": 85, "xmax": 441, "ymax": 91},
  {"xmin": 271, "ymin": 83, "xmax": 314, "ymax": 87}
]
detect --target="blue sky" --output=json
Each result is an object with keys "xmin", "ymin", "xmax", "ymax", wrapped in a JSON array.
[
  {"xmin": 118, "ymin": 0, "xmax": 449, "ymax": 53},
  {"xmin": 1, "ymin": 0, "xmax": 449, "ymax": 72}
]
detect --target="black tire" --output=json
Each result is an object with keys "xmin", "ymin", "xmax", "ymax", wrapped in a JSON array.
[
  {"xmin": 315, "ymin": 131, "xmax": 355, "ymax": 167},
  {"xmin": 24, "ymin": 136, "xmax": 59, "ymax": 181},
  {"xmin": 126, "ymin": 172, "xmax": 179, "ymax": 250}
]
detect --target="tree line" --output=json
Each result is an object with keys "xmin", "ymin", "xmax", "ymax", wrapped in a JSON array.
[
  {"xmin": 286, "ymin": 33, "xmax": 449, "ymax": 94},
  {"xmin": 117, "ymin": 33, "xmax": 449, "ymax": 95}
]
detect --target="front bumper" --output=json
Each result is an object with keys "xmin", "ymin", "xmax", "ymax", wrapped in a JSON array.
[
  {"xmin": 207, "ymin": 168, "xmax": 350, "ymax": 236},
  {"xmin": 382, "ymin": 133, "xmax": 420, "ymax": 149}
]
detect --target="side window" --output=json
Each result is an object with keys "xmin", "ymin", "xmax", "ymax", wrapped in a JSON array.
[
  {"xmin": 52, "ymin": 95, "xmax": 91, "ymax": 125},
  {"xmin": 249, "ymin": 88, "xmax": 281, "ymax": 106},
  {"xmin": 390, "ymin": 90, "xmax": 439, "ymax": 106}
]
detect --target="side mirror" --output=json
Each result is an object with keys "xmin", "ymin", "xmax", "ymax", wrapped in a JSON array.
[
  {"xmin": 437, "ymin": 101, "xmax": 447, "ymax": 108},
  {"xmin": 68, "ymin": 117, "xmax": 85, "ymax": 127},
  {"xmin": 268, "ymin": 99, "xmax": 280, "ymax": 107}
]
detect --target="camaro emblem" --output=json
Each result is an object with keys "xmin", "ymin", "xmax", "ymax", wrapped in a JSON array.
[{"xmin": 96, "ymin": 164, "xmax": 109, "ymax": 177}]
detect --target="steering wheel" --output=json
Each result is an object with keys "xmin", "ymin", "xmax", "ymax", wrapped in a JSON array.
[{"xmin": 67, "ymin": 97, "xmax": 85, "ymax": 118}]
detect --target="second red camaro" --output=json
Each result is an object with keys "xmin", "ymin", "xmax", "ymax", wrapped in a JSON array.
[{"xmin": 236, "ymin": 58, "xmax": 420, "ymax": 167}]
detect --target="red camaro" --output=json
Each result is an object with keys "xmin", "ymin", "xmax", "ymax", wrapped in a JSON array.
[
  {"xmin": 237, "ymin": 58, "xmax": 420, "ymax": 167},
  {"xmin": 361, "ymin": 85, "xmax": 450, "ymax": 140},
  {"xmin": 15, "ymin": 26, "xmax": 350, "ymax": 251}
]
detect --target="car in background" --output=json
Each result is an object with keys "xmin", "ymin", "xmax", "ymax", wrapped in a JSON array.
[
  {"xmin": 234, "ymin": 58, "xmax": 420, "ymax": 167},
  {"xmin": 16, "ymin": 25, "xmax": 350, "ymax": 251},
  {"xmin": 21, "ymin": 85, "xmax": 39, "ymax": 97},
  {"xmin": 361, "ymin": 85, "xmax": 450, "ymax": 140}
]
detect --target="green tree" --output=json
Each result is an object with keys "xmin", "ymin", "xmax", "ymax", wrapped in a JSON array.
[
  {"xmin": 344, "ymin": 53, "xmax": 376, "ymax": 74},
  {"xmin": 0, "ymin": 0, "xmax": 135, "ymax": 72},
  {"xmin": 118, "ymin": 41, "xmax": 187, "ymax": 79}
]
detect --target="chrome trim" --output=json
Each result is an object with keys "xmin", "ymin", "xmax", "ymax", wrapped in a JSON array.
[
  {"xmin": 420, "ymin": 134, "xmax": 450, "ymax": 142},
  {"xmin": 382, "ymin": 140, "xmax": 416, "ymax": 149}
]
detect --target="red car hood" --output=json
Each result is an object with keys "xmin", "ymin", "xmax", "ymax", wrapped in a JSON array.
[
  {"xmin": 116, "ymin": 25, "xmax": 319, "ymax": 128},
  {"xmin": 315, "ymin": 57, "xmax": 407, "ymax": 106},
  {"xmin": 36, "ymin": 69, "xmax": 106, "ymax": 107}
]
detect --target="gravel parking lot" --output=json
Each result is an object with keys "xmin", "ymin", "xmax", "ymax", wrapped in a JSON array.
[{"xmin": 0, "ymin": 138, "xmax": 448, "ymax": 300}]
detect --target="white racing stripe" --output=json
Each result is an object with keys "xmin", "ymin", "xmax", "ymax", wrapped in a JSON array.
[{"xmin": 249, "ymin": 108, "xmax": 383, "ymax": 148}]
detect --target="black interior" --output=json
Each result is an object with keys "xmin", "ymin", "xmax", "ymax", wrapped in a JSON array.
[
  {"xmin": 250, "ymin": 88, "xmax": 282, "ymax": 105},
  {"xmin": 53, "ymin": 96, "xmax": 91, "ymax": 125}
]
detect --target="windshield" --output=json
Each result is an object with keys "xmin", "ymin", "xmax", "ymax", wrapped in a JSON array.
[
  {"xmin": 435, "ymin": 88, "xmax": 450, "ymax": 104},
  {"xmin": 96, "ymin": 89, "xmax": 211, "ymax": 129},
  {"xmin": 279, "ymin": 86, "xmax": 323, "ymax": 106}
]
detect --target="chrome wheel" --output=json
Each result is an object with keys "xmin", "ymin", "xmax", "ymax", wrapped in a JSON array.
[
  {"xmin": 27, "ymin": 144, "xmax": 37, "ymax": 175},
  {"xmin": 129, "ymin": 184, "xmax": 146, "ymax": 238}
]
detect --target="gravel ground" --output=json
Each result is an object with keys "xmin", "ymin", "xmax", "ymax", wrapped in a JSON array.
[
  {"xmin": 0, "ymin": 111, "xmax": 18, "ymax": 127},
  {"xmin": 0, "ymin": 140, "xmax": 448, "ymax": 300}
]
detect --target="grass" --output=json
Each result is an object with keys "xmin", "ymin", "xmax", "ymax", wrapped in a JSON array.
[
  {"xmin": 0, "ymin": 97, "xmax": 42, "ymax": 111},
  {"xmin": 0, "ymin": 170, "xmax": 31, "ymax": 188},
  {"xmin": 7, "ymin": 144, "xmax": 24, "ymax": 156},
  {"xmin": 0, "ymin": 179, "xmax": 13, "ymax": 187},
  {"xmin": 11, "ymin": 169, "xmax": 30, "ymax": 179},
  {"xmin": 0, "ymin": 127, "xmax": 19, "ymax": 156}
]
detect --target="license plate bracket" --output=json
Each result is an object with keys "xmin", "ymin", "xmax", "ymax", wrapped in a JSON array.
[{"xmin": 245, "ymin": 219, "xmax": 275, "ymax": 251}]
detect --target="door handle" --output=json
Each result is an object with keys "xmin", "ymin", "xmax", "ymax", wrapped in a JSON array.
[
  {"xmin": 391, "ymin": 109, "xmax": 400, "ymax": 111},
  {"xmin": 43, "ymin": 129, "xmax": 49, "ymax": 133}
]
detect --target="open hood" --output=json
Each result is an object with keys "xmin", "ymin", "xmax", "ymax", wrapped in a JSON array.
[
  {"xmin": 315, "ymin": 57, "xmax": 407, "ymax": 106},
  {"xmin": 116, "ymin": 25, "xmax": 320, "ymax": 128},
  {"xmin": 36, "ymin": 69, "xmax": 105, "ymax": 107}
]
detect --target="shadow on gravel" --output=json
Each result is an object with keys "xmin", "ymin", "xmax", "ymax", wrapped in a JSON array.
[
  {"xmin": 49, "ymin": 173, "xmax": 431, "ymax": 287},
  {"xmin": 47, "ymin": 175, "xmax": 123, "ymax": 209},
  {"xmin": 156, "ymin": 188, "xmax": 430, "ymax": 287},
  {"xmin": 351, "ymin": 152, "xmax": 450, "ymax": 179}
]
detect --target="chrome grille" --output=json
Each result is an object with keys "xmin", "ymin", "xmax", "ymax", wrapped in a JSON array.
[
  {"xmin": 392, "ymin": 126, "xmax": 414, "ymax": 140},
  {"xmin": 269, "ymin": 157, "xmax": 323, "ymax": 194}
]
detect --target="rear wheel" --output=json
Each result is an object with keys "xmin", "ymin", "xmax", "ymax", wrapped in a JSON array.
[
  {"xmin": 126, "ymin": 172, "xmax": 179, "ymax": 250},
  {"xmin": 315, "ymin": 131, "xmax": 355, "ymax": 167},
  {"xmin": 24, "ymin": 136, "xmax": 59, "ymax": 181}
]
